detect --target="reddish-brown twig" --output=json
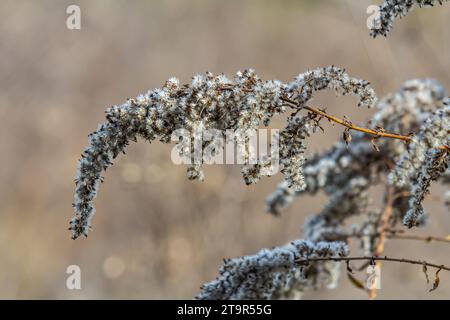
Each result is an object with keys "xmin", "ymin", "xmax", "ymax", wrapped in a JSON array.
[
  {"xmin": 296, "ymin": 256, "xmax": 450, "ymax": 272},
  {"xmin": 280, "ymin": 96, "xmax": 450, "ymax": 152},
  {"xmin": 369, "ymin": 187, "xmax": 395, "ymax": 299}
]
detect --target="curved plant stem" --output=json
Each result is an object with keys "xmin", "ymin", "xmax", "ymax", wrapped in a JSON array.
[
  {"xmin": 370, "ymin": 187, "xmax": 394, "ymax": 299},
  {"xmin": 280, "ymin": 96, "xmax": 450, "ymax": 152},
  {"xmin": 325, "ymin": 231, "xmax": 450, "ymax": 244},
  {"xmin": 387, "ymin": 233, "xmax": 450, "ymax": 243},
  {"xmin": 296, "ymin": 256, "xmax": 450, "ymax": 272}
]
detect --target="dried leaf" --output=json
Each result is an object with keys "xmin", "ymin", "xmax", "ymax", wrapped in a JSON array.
[
  {"xmin": 343, "ymin": 129, "xmax": 352, "ymax": 146},
  {"xmin": 347, "ymin": 272, "xmax": 366, "ymax": 291},
  {"xmin": 422, "ymin": 263, "xmax": 429, "ymax": 284},
  {"xmin": 429, "ymin": 267, "xmax": 442, "ymax": 292}
]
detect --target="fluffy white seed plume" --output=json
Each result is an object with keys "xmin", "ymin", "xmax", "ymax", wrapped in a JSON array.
[
  {"xmin": 71, "ymin": 67, "xmax": 375, "ymax": 239},
  {"xmin": 398, "ymin": 106, "xmax": 450, "ymax": 227},
  {"xmin": 70, "ymin": 5, "xmax": 450, "ymax": 299},
  {"xmin": 267, "ymin": 79, "xmax": 448, "ymax": 217},
  {"xmin": 196, "ymin": 240, "xmax": 349, "ymax": 300},
  {"xmin": 278, "ymin": 115, "xmax": 317, "ymax": 191},
  {"xmin": 370, "ymin": 0, "xmax": 450, "ymax": 38},
  {"xmin": 403, "ymin": 148, "xmax": 449, "ymax": 227},
  {"xmin": 390, "ymin": 104, "xmax": 449, "ymax": 189},
  {"xmin": 257, "ymin": 81, "xmax": 449, "ymax": 299},
  {"xmin": 286, "ymin": 66, "xmax": 377, "ymax": 109}
]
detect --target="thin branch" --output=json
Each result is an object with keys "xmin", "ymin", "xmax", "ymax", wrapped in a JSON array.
[
  {"xmin": 370, "ymin": 187, "xmax": 394, "ymax": 299},
  {"xmin": 296, "ymin": 256, "xmax": 450, "ymax": 272},
  {"xmin": 326, "ymin": 231, "xmax": 450, "ymax": 244},
  {"xmin": 375, "ymin": 187, "xmax": 395, "ymax": 256},
  {"xmin": 387, "ymin": 233, "xmax": 450, "ymax": 244},
  {"xmin": 220, "ymin": 86, "xmax": 450, "ymax": 151},
  {"xmin": 280, "ymin": 96, "xmax": 450, "ymax": 152}
]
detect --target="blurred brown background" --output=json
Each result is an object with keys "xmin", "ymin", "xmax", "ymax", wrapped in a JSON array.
[{"xmin": 0, "ymin": 0, "xmax": 449, "ymax": 299}]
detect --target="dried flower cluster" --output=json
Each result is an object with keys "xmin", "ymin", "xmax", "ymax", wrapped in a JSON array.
[
  {"xmin": 392, "ymin": 104, "xmax": 449, "ymax": 227},
  {"xmin": 370, "ymin": 0, "xmax": 450, "ymax": 37},
  {"xmin": 197, "ymin": 240, "xmax": 349, "ymax": 300},
  {"xmin": 71, "ymin": 66, "xmax": 376, "ymax": 240},
  {"xmin": 267, "ymin": 79, "xmax": 450, "ymax": 228},
  {"xmin": 72, "ymin": 69, "xmax": 448, "ymax": 299},
  {"xmin": 204, "ymin": 79, "xmax": 448, "ymax": 299}
]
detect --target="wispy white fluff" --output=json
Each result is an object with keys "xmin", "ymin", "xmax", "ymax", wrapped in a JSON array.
[
  {"xmin": 267, "ymin": 79, "xmax": 448, "ymax": 219},
  {"xmin": 197, "ymin": 240, "xmax": 349, "ymax": 300},
  {"xmin": 71, "ymin": 67, "xmax": 376, "ymax": 239},
  {"xmin": 403, "ymin": 148, "xmax": 449, "ymax": 227},
  {"xmin": 370, "ymin": 0, "xmax": 450, "ymax": 37}
]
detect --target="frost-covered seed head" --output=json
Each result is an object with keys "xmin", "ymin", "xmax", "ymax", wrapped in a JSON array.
[
  {"xmin": 370, "ymin": 0, "xmax": 450, "ymax": 38},
  {"xmin": 71, "ymin": 67, "xmax": 376, "ymax": 239},
  {"xmin": 196, "ymin": 240, "xmax": 349, "ymax": 300}
]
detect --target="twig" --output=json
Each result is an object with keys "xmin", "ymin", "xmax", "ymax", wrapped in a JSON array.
[
  {"xmin": 280, "ymin": 96, "xmax": 450, "ymax": 152},
  {"xmin": 220, "ymin": 86, "xmax": 450, "ymax": 152},
  {"xmin": 375, "ymin": 188, "xmax": 395, "ymax": 256},
  {"xmin": 296, "ymin": 256, "xmax": 450, "ymax": 272},
  {"xmin": 325, "ymin": 231, "xmax": 450, "ymax": 244},
  {"xmin": 369, "ymin": 187, "xmax": 394, "ymax": 299},
  {"xmin": 388, "ymin": 233, "xmax": 450, "ymax": 243}
]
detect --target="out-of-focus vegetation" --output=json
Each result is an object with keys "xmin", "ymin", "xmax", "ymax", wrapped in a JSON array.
[{"xmin": 0, "ymin": 0, "xmax": 449, "ymax": 299}]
